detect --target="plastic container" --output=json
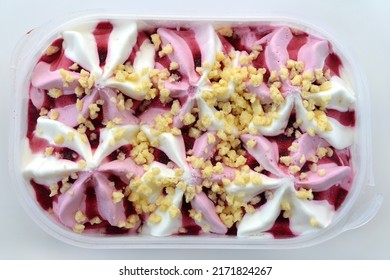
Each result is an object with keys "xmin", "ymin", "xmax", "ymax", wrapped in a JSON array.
[{"xmin": 9, "ymin": 12, "xmax": 383, "ymax": 249}]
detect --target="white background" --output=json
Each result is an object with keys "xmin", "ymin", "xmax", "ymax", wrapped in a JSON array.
[{"xmin": 1, "ymin": 0, "xmax": 389, "ymax": 259}]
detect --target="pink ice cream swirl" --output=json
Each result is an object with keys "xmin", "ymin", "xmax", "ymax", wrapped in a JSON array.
[
  {"xmin": 234, "ymin": 133, "xmax": 352, "ymax": 237},
  {"xmin": 23, "ymin": 20, "xmax": 356, "ymax": 238},
  {"xmin": 138, "ymin": 108, "xmax": 236, "ymax": 235}
]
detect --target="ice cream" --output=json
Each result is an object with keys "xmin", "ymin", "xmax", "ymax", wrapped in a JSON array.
[{"xmin": 23, "ymin": 20, "xmax": 355, "ymax": 238}]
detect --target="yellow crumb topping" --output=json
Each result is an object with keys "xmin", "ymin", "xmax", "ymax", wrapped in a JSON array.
[
  {"xmin": 130, "ymin": 131, "xmax": 155, "ymax": 165},
  {"xmin": 75, "ymin": 210, "xmax": 87, "ymax": 223},
  {"xmin": 313, "ymin": 110, "xmax": 332, "ymax": 131},
  {"xmin": 288, "ymin": 165, "xmax": 301, "ymax": 174},
  {"xmin": 76, "ymin": 99, "xmax": 83, "ymax": 112},
  {"xmin": 75, "ymin": 86, "xmax": 84, "ymax": 96},
  {"xmin": 310, "ymin": 218, "xmax": 319, "ymax": 227},
  {"xmin": 299, "ymin": 172, "xmax": 308, "ymax": 180},
  {"xmin": 296, "ymin": 188, "xmax": 313, "ymax": 200},
  {"xmin": 251, "ymin": 172, "xmax": 262, "ymax": 185},
  {"xmin": 320, "ymin": 81, "xmax": 332, "ymax": 91},
  {"xmin": 69, "ymin": 63, "xmax": 79, "ymax": 71},
  {"xmin": 125, "ymin": 214, "xmax": 140, "ymax": 229},
  {"xmin": 45, "ymin": 45, "xmax": 60, "ymax": 56},
  {"xmin": 316, "ymin": 147, "xmax": 327, "ymax": 159},
  {"xmin": 148, "ymin": 213, "xmax": 162, "ymax": 224},
  {"xmin": 47, "ymin": 88, "xmax": 63, "ymax": 98},
  {"xmin": 158, "ymin": 43, "xmax": 173, "ymax": 57},
  {"xmin": 182, "ymin": 112, "xmax": 196, "ymax": 125},
  {"xmin": 77, "ymin": 160, "xmax": 87, "ymax": 169},
  {"xmin": 90, "ymin": 217, "xmax": 102, "ymax": 225},
  {"xmin": 39, "ymin": 107, "xmax": 48, "ymax": 116},
  {"xmin": 78, "ymin": 69, "xmax": 94, "ymax": 91},
  {"xmin": 216, "ymin": 26, "xmax": 233, "ymax": 37},
  {"xmin": 189, "ymin": 209, "xmax": 203, "ymax": 222},
  {"xmin": 59, "ymin": 69, "xmax": 75, "ymax": 87},
  {"xmin": 168, "ymin": 205, "xmax": 180, "ymax": 219},
  {"xmin": 54, "ymin": 135, "xmax": 65, "ymax": 145},
  {"xmin": 73, "ymin": 224, "xmax": 85, "ymax": 233},
  {"xmin": 170, "ymin": 100, "xmax": 181, "ymax": 116},
  {"xmin": 207, "ymin": 133, "xmax": 216, "ymax": 144},
  {"xmin": 307, "ymin": 127, "xmax": 316, "ymax": 136},
  {"xmin": 317, "ymin": 169, "xmax": 327, "ymax": 176},
  {"xmin": 151, "ymin": 33, "xmax": 161, "ymax": 50},
  {"xmin": 77, "ymin": 114, "xmax": 86, "ymax": 124},
  {"xmin": 219, "ymin": 213, "xmax": 234, "ymax": 228},
  {"xmin": 299, "ymin": 154, "xmax": 306, "ymax": 164},
  {"xmin": 246, "ymin": 138, "xmax": 256, "ymax": 148},
  {"xmin": 169, "ymin": 61, "xmax": 179, "ymax": 70},
  {"xmin": 280, "ymin": 200, "xmax": 291, "ymax": 218},
  {"xmin": 280, "ymin": 156, "xmax": 292, "ymax": 166},
  {"xmin": 112, "ymin": 191, "xmax": 124, "ymax": 203},
  {"xmin": 44, "ymin": 147, "xmax": 54, "ymax": 157},
  {"xmin": 49, "ymin": 183, "xmax": 58, "ymax": 197}
]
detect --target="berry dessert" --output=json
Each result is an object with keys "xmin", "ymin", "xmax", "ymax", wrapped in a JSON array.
[{"xmin": 23, "ymin": 20, "xmax": 356, "ymax": 238}]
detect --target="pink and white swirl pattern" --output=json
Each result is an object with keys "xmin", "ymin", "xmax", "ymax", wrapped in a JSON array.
[{"xmin": 23, "ymin": 20, "xmax": 356, "ymax": 238}]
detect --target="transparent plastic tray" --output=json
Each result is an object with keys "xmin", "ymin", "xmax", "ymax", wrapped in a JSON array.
[{"xmin": 9, "ymin": 12, "xmax": 383, "ymax": 249}]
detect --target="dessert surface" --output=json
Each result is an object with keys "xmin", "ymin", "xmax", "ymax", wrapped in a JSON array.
[{"xmin": 23, "ymin": 20, "xmax": 356, "ymax": 237}]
